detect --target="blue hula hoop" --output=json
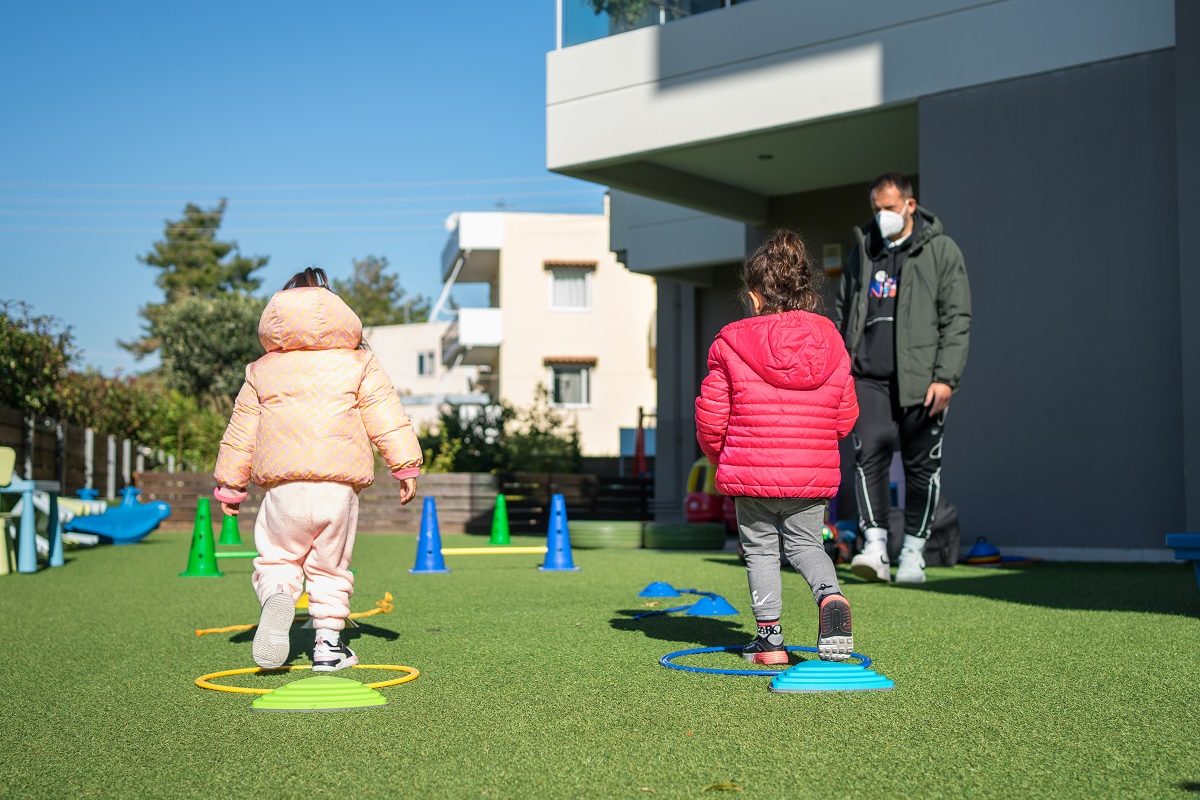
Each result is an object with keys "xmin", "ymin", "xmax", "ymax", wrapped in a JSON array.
[{"xmin": 659, "ymin": 645, "xmax": 873, "ymax": 677}]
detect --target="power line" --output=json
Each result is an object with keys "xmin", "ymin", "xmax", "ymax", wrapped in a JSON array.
[
  {"xmin": 0, "ymin": 188, "xmax": 604, "ymax": 208},
  {"xmin": 0, "ymin": 175, "xmax": 576, "ymax": 192}
]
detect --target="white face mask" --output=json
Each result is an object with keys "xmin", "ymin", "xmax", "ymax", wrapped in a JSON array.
[{"xmin": 875, "ymin": 206, "xmax": 908, "ymax": 239}]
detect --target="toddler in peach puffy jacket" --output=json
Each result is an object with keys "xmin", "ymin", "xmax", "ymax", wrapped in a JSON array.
[{"xmin": 213, "ymin": 267, "xmax": 422, "ymax": 672}]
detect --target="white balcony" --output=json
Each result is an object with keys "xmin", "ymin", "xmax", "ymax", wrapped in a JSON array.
[
  {"xmin": 441, "ymin": 212, "xmax": 504, "ymax": 283},
  {"xmin": 441, "ymin": 308, "xmax": 503, "ymax": 367},
  {"xmin": 548, "ymin": 0, "xmax": 1175, "ymax": 222}
]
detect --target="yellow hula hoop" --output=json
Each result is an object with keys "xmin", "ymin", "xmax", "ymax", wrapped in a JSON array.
[{"xmin": 195, "ymin": 664, "xmax": 420, "ymax": 695}]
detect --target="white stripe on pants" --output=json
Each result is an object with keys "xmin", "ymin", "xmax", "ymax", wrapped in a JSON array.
[{"xmin": 252, "ymin": 481, "xmax": 359, "ymax": 631}]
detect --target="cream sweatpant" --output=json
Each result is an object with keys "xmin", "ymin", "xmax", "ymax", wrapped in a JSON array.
[{"xmin": 252, "ymin": 481, "xmax": 359, "ymax": 632}]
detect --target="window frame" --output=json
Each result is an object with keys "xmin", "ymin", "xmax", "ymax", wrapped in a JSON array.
[
  {"xmin": 547, "ymin": 363, "xmax": 592, "ymax": 408},
  {"xmin": 546, "ymin": 266, "xmax": 594, "ymax": 312}
]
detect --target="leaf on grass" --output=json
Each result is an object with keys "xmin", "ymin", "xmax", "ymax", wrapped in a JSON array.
[
  {"xmin": 703, "ymin": 780, "xmax": 744, "ymax": 793},
  {"xmin": 641, "ymin": 601, "xmax": 661, "ymax": 608},
  {"xmin": 638, "ymin": 788, "xmax": 656, "ymax": 794}
]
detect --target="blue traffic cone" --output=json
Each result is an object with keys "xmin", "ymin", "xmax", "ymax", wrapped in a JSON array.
[
  {"xmin": 685, "ymin": 595, "xmax": 738, "ymax": 616},
  {"xmin": 639, "ymin": 581, "xmax": 682, "ymax": 598},
  {"xmin": 540, "ymin": 493, "xmax": 580, "ymax": 572},
  {"xmin": 409, "ymin": 497, "xmax": 450, "ymax": 574}
]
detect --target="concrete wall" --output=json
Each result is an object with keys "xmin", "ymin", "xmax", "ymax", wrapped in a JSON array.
[
  {"xmin": 610, "ymin": 189, "xmax": 747, "ymax": 275},
  {"xmin": 496, "ymin": 213, "xmax": 657, "ymax": 456},
  {"xmin": 363, "ymin": 322, "xmax": 475, "ymax": 431},
  {"xmin": 919, "ymin": 51, "xmax": 1181, "ymax": 555},
  {"xmin": 548, "ymin": 0, "xmax": 1174, "ymax": 171},
  {"xmin": 1176, "ymin": 0, "xmax": 1200, "ymax": 534}
]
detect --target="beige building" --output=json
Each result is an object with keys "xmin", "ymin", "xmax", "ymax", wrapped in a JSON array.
[
  {"xmin": 362, "ymin": 321, "xmax": 482, "ymax": 432},
  {"xmin": 439, "ymin": 207, "xmax": 656, "ymax": 456}
]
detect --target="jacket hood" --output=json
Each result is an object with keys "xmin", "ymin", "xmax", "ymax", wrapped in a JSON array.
[
  {"xmin": 258, "ymin": 287, "xmax": 363, "ymax": 353},
  {"xmin": 717, "ymin": 311, "xmax": 844, "ymax": 390},
  {"xmin": 859, "ymin": 205, "xmax": 943, "ymax": 256}
]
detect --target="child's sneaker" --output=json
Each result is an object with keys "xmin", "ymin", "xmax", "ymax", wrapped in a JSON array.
[
  {"xmin": 817, "ymin": 594, "xmax": 853, "ymax": 662},
  {"xmin": 742, "ymin": 621, "xmax": 788, "ymax": 665},
  {"xmin": 252, "ymin": 592, "xmax": 295, "ymax": 669},
  {"xmin": 312, "ymin": 638, "xmax": 359, "ymax": 673}
]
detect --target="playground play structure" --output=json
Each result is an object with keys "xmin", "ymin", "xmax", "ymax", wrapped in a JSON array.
[{"xmin": 0, "ymin": 446, "xmax": 171, "ymax": 574}]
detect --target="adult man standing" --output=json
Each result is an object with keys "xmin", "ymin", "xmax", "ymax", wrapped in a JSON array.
[{"xmin": 833, "ymin": 173, "xmax": 971, "ymax": 584}]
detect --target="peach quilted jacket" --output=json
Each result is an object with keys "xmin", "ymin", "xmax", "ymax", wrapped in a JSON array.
[{"xmin": 213, "ymin": 287, "xmax": 422, "ymax": 491}]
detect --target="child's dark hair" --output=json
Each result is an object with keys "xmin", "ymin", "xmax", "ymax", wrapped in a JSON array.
[
  {"xmin": 282, "ymin": 267, "xmax": 330, "ymax": 290},
  {"xmin": 740, "ymin": 229, "xmax": 821, "ymax": 315}
]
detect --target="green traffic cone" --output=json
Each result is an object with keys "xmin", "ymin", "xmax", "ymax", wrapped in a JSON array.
[
  {"xmin": 218, "ymin": 512, "xmax": 242, "ymax": 546},
  {"xmin": 489, "ymin": 494, "xmax": 511, "ymax": 546},
  {"xmin": 180, "ymin": 497, "xmax": 222, "ymax": 577}
]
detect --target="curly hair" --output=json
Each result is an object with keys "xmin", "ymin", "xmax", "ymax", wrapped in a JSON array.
[{"xmin": 740, "ymin": 229, "xmax": 822, "ymax": 315}]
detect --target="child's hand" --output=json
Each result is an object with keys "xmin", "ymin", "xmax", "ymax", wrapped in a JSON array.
[
  {"xmin": 399, "ymin": 478, "xmax": 417, "ymax": 505},
  {"xmin": 220, "ymin": 501, "xmax": 241, "ymax": 517}
]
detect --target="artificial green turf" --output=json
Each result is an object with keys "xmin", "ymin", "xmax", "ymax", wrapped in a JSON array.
[{"xmin": 1, "ymin": 532, "xmax": 1198, "ymax": 799}]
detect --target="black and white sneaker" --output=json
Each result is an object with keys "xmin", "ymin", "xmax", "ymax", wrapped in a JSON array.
[
  {"xmin": 252, "ymin": 592, "xmax": 295, "ymax": 669},
  {"xmin": 742, "ymin": 621, "xmax": 788, "ymax": 665},
  {"xmin": 312, "ymin": 638, "xmax": 358, "ymax": 673}
]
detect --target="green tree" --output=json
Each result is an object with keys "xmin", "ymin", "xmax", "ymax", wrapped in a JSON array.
[
  {"xmin": 420, "ymin": 386, "xmax": 581, "ymax": 474},
  {"xmin": 0, "ymin": 300, "xmax": 77, "ymax": 417},
  {"xmin": 506, "ymin": 385, "xmax": 582, "ymax": 473},
  {"xmin": 155, "ymin": 294, "xmax": 265, "ymax": 402},
  {"xmin": 123, "ymin": 199, "xmax": 267, "ymax": 358},
  {"xmin": 332, "ymin": 255, "xmax": 430, "ymax": 327},
  {"xmin": 589, "ymin": 0, "xmax": 654, "ymax": 25}
]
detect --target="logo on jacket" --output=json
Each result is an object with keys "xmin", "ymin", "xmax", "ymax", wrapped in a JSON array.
[{"xmin": 869, "ymin": 269, "xmax": 897, "ymax": 299}]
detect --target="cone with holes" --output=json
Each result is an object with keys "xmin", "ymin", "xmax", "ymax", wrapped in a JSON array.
[
  {"xmin": 409, "ymin": 496, "xmax": 449, "ymax": 574},
  {"xmin": 539, "ymin": 493, "xmax": 580, "ymax": 572},
  {"xmin": 179, "ymin": 497, "xmax": 222, "ymax": 577}
]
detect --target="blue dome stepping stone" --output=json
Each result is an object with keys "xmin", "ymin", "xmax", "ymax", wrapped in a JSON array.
[
  {"xmin": 684, "ymin": 595, "xmax": 738, "ymax": 616},
  {"xmin": 639, "ymin": 581, "xmax": 682, "ymax": 598},
  {"xmin": 770, "ymin": 660, "xmax": 894, "ymax": 693}
]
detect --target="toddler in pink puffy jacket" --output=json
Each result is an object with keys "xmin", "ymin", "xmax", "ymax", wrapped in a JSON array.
[
  {"xmin": 214, "ymin": 267, "xmax": 422, "ymax": 672},
  {"xmin": 695, "ymin": 231, "xmax": 859, "ymax": 664}
]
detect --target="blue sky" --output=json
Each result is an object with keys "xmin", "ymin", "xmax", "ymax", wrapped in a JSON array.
[{"xmin": 0, "ymin": 2, "xmax": 604, "ymax": 373}]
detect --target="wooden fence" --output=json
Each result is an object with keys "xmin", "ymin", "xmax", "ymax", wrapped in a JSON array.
[
  {"xmin": 0, "ymin": 405, "xmax": 183, "ymax": 499},
  {"xmin": 136, "ymin": 471, "xmax": 654, "ymax": 534}
]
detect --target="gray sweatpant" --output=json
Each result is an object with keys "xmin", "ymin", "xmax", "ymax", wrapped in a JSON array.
[{"xmin": 736, "ymin": 496, "xmax": 841, "ymax": 622}]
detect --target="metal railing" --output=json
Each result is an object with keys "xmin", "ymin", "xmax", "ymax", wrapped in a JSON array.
[{"xmin": 558, "ymin": 0, "xmax": 749, "ymax": 49}]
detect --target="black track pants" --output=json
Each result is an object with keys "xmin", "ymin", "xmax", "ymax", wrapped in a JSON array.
[{"xmin": 851, "ymin": 376, "xmax": 945, "ymax": 538}]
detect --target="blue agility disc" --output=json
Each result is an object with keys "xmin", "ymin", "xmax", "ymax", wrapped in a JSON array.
[{"xmin": 659, "ymin": 645, "xmax": 873, "ymax": 677}]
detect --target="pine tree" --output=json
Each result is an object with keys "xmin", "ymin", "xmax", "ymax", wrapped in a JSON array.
[
  {"xmin": 332, "ymin": 255, "xmax": 431, "ymax": 327},
  {"xmin": 122, "ymin": 199, "xmax": 267, "ymax": 358}
]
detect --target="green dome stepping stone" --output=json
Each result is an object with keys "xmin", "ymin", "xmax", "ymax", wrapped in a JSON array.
[{"xmin": 250, "ymin": 675, "xmax": 387, "ymax": 712}]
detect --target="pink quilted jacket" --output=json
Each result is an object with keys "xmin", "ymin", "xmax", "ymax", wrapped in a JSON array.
[
  {"xmin": 213, "ymin": 287, "xmax": 422, "ymax": 494},
  {"xmin": 695, "ymin": 310, "xmax": 858, "ymax": 498}
]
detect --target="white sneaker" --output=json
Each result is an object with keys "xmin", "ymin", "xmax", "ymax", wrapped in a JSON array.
[
  {"xmin": 252, "ymin": 592, "xmax": 295, "ymax": 669},
  {"xmin": 850, "ymin": 528, "xmax": 891, "ymax": 583},
  {"xmin": 312, "ymin": 638, "xmax": 359, "ymax": 673},
  {"xmin": 895, "ymin": 535, "xmax": 928, "ymax": 585}
]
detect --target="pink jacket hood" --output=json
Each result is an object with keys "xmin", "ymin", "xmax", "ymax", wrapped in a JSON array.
[
  {"xmin": 694, "ymin": 310, "xmax": 858, "ymax": 499},
  {"xmin": 258, "ymin": 287, "xmax": 363, "ymax": 353},
  {"xmin": 715, "ymin": 312, "xmax": 843, "ymax": 391}
]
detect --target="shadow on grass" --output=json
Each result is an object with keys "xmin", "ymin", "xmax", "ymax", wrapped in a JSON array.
[
  {"xmin": 228, "ymin": 619, "xmax": 400, "ymax": 665},
  {"xmin": 704, "ymin": 556, "xmax": 1199, "ymax": 616},
  {"xmin": 609, "ymin": 609, "xmax": 746, "ymax": 648},
  {"xmin": 902, "ymin": 563, "xmax": 1198, "ymax": 616}
]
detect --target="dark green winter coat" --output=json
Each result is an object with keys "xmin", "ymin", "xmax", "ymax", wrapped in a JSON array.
[{"xmin": 832, "ymin": 206, "xmax": 971, "ymax": 407}]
